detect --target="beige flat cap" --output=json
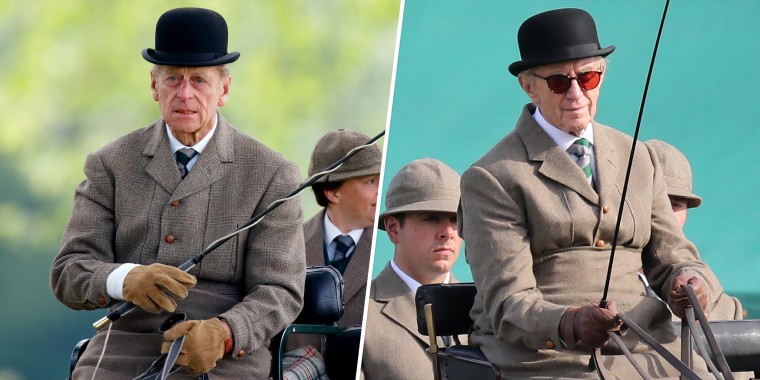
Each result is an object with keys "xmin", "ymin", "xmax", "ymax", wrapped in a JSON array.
[
  {"xmin": 379, "ymin": 158, "xmax": 461, "ymax": 230},
  {"xmin": 645, "ymin": 139, "xmax": 702, "ymax": 208},
  {"xmin": 308, "ymin": 129, "xmax": 382, "ymax": 183}
]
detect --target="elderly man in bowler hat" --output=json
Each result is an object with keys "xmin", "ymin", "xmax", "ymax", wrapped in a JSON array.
[
  {"xmin": 458, "ymin": 8, "xmax": 729, "ymax": 378},
  {"xmin": 51, "ymin": 8, "xmax": 305, "ymax": 379},
  {"xmin": 361, "ymin": 158, "xmax": 464, "ymax": 380},
  {"xmin": 645, "ymin": 139, "xmax": 745, "ymax": 321}
]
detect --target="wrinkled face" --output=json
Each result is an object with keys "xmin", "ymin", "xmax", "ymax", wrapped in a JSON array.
[
  {"xmin": 385, "ymin": 211, "xmax": 462, "ymax": 284},
  {"xmin": 669, "ymin": 196, "xmax": 688, "ymax": 228},
  {"xmin": 326, "ymin": 174, "xmax": 380, "ymax": 230},
  {"xmin": 519, "ymin": 56, "xmax": 605, "ymax": 137},
  {"xmin": 151, "ymin": 66, "xmax": 231, "ymax": 143}
]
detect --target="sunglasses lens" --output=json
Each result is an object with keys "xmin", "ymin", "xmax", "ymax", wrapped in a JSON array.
[
  {"xmin": 545, "ymin": 75, "xmax": 572, "ymax": 94},
  {"xmin": 577, "ymin": 71, "xmax": 601, "ymax": 90}
]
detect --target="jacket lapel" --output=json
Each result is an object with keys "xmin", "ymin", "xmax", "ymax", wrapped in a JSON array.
[
  {"xmin": 343, "ymin": 227, "xmax": 372, "ymax": 302},
  {"xmin": 591, "ymin": 122, "xmax": 621, "ymax": 209},
  {"xmin": 144, "ymin": 119, "xmax": 182, "ymax": 194},
  {"xmin": 516, "ymin": 106, "xmax": 599, "ymax": 205},
  {"xmin": 375, "ymin": 265, "xmax": 429, "ymax": 347}
]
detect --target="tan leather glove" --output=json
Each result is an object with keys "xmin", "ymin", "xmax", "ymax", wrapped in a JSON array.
[
  {"xmin": 161, "ymin": 318, "xmax": 231, "ymax": 375},
  {"xmin": 122, "ymin": 263, "xmax": 196, "ymax": 314},
  {"xmin": 669, "ymin": 276, "xmax": 708, "ymax": 320},
  {"xmin": 559, "ymin": 301, "xmax": 622, "ymax": 349}
]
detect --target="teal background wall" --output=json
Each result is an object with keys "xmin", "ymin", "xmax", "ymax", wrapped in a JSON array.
[{"xmin": 373, "ymin": 0, "xmax": 760, "ymax": 316}]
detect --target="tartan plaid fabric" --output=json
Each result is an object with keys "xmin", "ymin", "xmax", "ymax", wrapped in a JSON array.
[{"xmin": 282, "ymin": 345, "xmax": 329, "ymax": 380}]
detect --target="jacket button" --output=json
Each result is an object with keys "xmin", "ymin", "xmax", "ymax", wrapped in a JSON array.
[
  {"xmin": 165, "ymin": 234, "xmax": 175, "ymax": 244},
  {"xmin": 595, "ymin": 239, "xmax": 605, "ymax": 247},
  {"xmin": 602, "ymin": 205, "xmax": 610, "ymax": 214},
  {"xmin": 170, "ymin": 200, "xmax": 180, "ymax": 207},
  {"xmin": 98, "ymin": 296, "xmax": 107, "ymax": 306},
  {"xmin": 236, "ymin": 350, "xmax": 245, "ymax": 357},
  {"xmin": 546, "ymin": 340, "xmax": 555, "ymax": 349}
]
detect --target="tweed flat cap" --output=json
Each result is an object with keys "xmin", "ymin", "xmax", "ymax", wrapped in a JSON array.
[
  {"xmin": 378, "ymin": 158, "xmax": 461, "ymax": 230},
  {"xmin": 645, "ymin": 139, "xmax": 702, "ymax": 208},
  {"xmin": 308, "ymin": 129, "xmax": 382, "ymax": 183}
]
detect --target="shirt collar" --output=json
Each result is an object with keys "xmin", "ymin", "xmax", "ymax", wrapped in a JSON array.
[
  {"xmin": 166, "ymin": 113, "xmax": 218, "ymax": 154},
  {"xmin": 390, "ymin": 258, "xmax": 451, "ymax": 295},
  {"xmin": 323, "ymin": 212, "xmax": 364, "ymax": 245},
  {"xmin": 533, "ymin": 107, "xmax": 594, "ymax": 151}
]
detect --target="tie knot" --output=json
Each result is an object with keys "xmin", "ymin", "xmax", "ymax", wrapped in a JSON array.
[
  {"xmin": 568, "ymin": 139, "xmax": 590, "ymax": 158},
  {"xmin": 334, "ymin": 235, "xmax": 354, "ymax": 254},
  {"xmin": 574, "ymin": 137, "xmax": 591, "ymax": 148},
  {"xmin": 176, "ymin": 148, "xmax": 198, "ymax": 166}
]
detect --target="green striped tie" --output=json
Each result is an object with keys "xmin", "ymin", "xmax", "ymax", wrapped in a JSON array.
[{"xmin": 568, "ymin": 138, "xmax": 592, "ymax": 181}]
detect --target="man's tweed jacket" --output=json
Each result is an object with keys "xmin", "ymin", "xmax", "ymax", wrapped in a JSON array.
[
  {"xmin": 283, "ymin": 210, "xmax": 372, "ymax": 354},
  {"xmin": 51, "ymin": 115, "xmax": 305, "ymax": 379},
  {"xmin": 361, "ymin": 263, "xmax": 464, "ymax": 380},
  {"xmin": 303, "ymin": 209, "xmax": 372, "ymax": 327},
  {"xmin": 459, "ymin": 104, "xmax": 726, "ymax": 379}
]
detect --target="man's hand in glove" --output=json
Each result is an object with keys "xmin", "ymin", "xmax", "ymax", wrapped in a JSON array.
[
  {"xmin": 122, "ymin": 263, "xmax": 197, "ymax": 314},
  {"xmin": 162, "ymin": 317, "xmax": 233, "ymax": 376},
  {"xmin": 669, "ymin": 276, "xmax": 708, "ymax": 320},
  {"xmin": 559, "ymin": 301, "xmax": 623, "ymax": 349}
]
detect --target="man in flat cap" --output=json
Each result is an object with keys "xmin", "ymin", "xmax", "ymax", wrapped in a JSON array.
[
  {"xmin": 51, "ymin": 7, "xmax": 305, "ymax": 379},
  {"xmin": 458, "ymin": 8, "xmax": 729, "ymax": 378},
  {"xmin": 304, "ymin": 129, "xmax": 381, "ymax": 325},
  {"xmin": 645, "ymin": 139, "xmax": 744, "ymax": 321},
  {"xmin": 362, "ymin": 158, "xmax": 464, "ymax": 380},
  {"xmin": 285, "ymin": 129, "xmax": 381, "ymax": 368}
]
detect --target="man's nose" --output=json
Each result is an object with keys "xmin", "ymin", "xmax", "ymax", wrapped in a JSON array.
[
  {"xmin": 439, "ymin": 222, "xmax": 457, "ymax": 239},
  {"xmin": 177, "ymin": 79, "xmax": 193, "ymax": 99},
  {"xmin": 564, "ymin": 78, "xmax": 584, "ymax": 99}
]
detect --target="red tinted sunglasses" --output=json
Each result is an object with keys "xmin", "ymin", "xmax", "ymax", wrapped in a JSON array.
[{"xmin": 533, "ymin": 71, "xmax": 603, "ymax": 94}]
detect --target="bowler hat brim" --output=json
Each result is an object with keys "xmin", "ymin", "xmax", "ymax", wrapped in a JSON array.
[
  {"xmin": 142, "ymin": 49, "xmax": 240, "ymax": 67},
  {"xmin": 508, "ymin": 45, "xmax": 615, "ymax": 76}
]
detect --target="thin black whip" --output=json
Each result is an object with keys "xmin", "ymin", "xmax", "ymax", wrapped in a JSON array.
[
  {"xmin": 591, "ymin": 1, "xmax": 670, "ymax": 377},
  {"xmin": 599, "ymin": 0, "xmax": 670, "ymax": 308}
]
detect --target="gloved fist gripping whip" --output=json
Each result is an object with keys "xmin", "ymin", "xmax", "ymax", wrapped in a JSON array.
[
  {"xmin": 161, "ymin": 317, "xmax": 231, "ymax": 376},
  {"xmin": 668, "ymin": 276, "xmax": 708, "ymax": 320},
  {"xmin": 123, "ymin": 263, "xmax": 197, "ymax": 314},
  {"xmin": 560, "ymin": 301, "xmax": 623, "ymax": 349}
]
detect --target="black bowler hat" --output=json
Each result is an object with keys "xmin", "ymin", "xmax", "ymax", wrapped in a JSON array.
[
  {"xmin": 142, "ymin": 7, "xmax": 240, "ymax": 67},
  {"xmin": 508, "ymin": 8, "xmax": 614, "ymax": 76}
]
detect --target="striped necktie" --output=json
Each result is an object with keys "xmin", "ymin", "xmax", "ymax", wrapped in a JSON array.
[
  {"xmin": 176, "ymin": 148, "xmax": 198, "ymax": 179},
  {"xmin": 330, "ymin": 235, "xmax": 355, "ymax": 274},
  {"xmin": 567, "ymin": 138, "xmax": 593, "ymax": 182}
]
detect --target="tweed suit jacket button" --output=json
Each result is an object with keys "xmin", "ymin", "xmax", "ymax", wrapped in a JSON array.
[
  {"xmin": 546, "ymin": 340, "xmax": 555, "ymax": 349},
  {"xmin": 97, "ymin": 296, "xmax": 107, "ymax": 306},
  {"xmin": 164, "ymin": 234, "xmax": 175, "ymax": 244},
  {"xmin": 236, "ymin": 350, "xmax": 246, "ymax": 358},
  {"xmin": 170, "ymin": 200, "xmax": 181, "ymax": 207},
  {"xmin": 602, "ymin": 205, "xmax": 610, "ymax": 214},
  {"xmin": 595, "ymin": 239, "xmax": 605, "ymax": 247}
]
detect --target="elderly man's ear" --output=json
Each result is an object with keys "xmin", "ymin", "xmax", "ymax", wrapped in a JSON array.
[{"xmin": 518, "ymin": 75, "xmax": 539, "ymax": 104}]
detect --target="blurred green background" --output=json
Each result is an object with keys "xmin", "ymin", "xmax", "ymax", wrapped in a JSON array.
[
  {"xmin": 373, "ymin": 0, "xmax": 760, "ymax": 318},
  {"xmin": 0, "ymin": 0, "xmax": 399, "ymax": 378}
]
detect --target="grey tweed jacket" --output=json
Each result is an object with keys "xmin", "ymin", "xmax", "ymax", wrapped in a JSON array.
[
  {"xmin": 51, "ymin": 114, "xmax": 305, "ymax": 379},
  {"xmin": 459, "ymin": 104, "xmax": 725, "ymax": 379}
]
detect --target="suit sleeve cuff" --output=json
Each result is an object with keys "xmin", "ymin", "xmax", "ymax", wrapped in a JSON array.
[{"xmin": 106, "ymin": 263, "xmax": 141, "ymax": 300}]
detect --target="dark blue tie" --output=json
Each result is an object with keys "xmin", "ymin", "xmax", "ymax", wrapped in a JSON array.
[{"xmin": 330, "ymin": 235, "xmax": 355, "ymax": 273}]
